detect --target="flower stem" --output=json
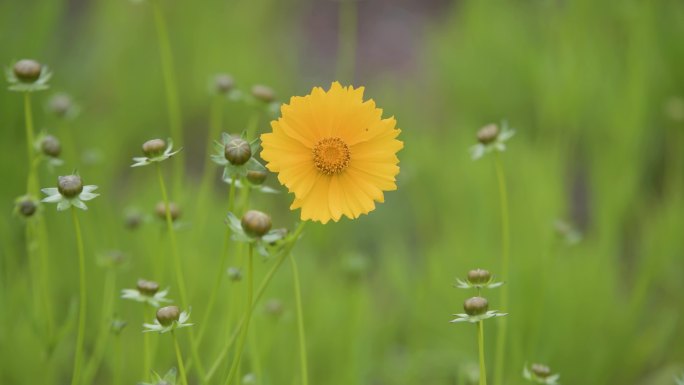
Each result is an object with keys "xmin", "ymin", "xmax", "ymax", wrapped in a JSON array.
[
  {"xmin": 152, "ymin": 0, "xmax": 184, "ymax": 194},
  {"xmin": 24, "ymin": 92, "xmax": 38, "ymax": 194},
  {"xmin": 223, "ymin": 244, "xmax": 254, "ymax": 385},
  {"xmin": 492, "ymin": 153, "xmax": 510, "ymax": 385},
  {"xmin": 477, "ymin": 321, "xmax": 487, "ymax": 385},
  {"xmin": 336, "ymin": 0, "xmax": 358, "ymax": 83},
  {"xmin": 143, "ymin": 307, "xmax": 151, "ymax": 381},
  {"xmin": 172, "ymin": 330, "xmax": 189, "ymax": 385},
  {"xmin": 82, "ymin": 270, "xmax": 117, "ymax": 385},
  {"xmin": 195, "ymin": 95, "xmax": 224, "ymax": 223},
  {"xmin": 289, "ymin": 254, "xmax": 309, "ymax": 385},
  {"xmin": 70, "ymin": 207, "xmax": 87, "ymax": 385}
]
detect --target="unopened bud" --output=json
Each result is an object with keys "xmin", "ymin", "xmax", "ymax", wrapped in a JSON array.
[
  {"xmin": 214, "ymin": 74, "xmax": 234, "ymax": 94},
  {"xmin": 41, "ymin": 135, "xmax": 61, "ymax": 158},
  {"xmin": 58, "ymin": 175, "xmax": 83, "ymax": 198},
  {"xmin": 142, "ymin": 139, "xmax": 167, "ymax": 157},
  {"xmin": 463, "ymin": 297, "xmax": 488, "ymax": 316},
  {"xmin": 241, "ymin": 210, "xmax": 272, "ymax": 237},
  {"xmin": 224, "ymin": 138, "xmax": 251, "ymax": 165},
  {"xmin": 156, "ymin": 306, "xmax": 180, "ymax": 326},
  {"xmin": 227, "ymin": 267, "xmax": 243, "ymax": 282},
  {"xmin": 49, "ymin": 94, "xmax": 72, "ymax": 117},
  {"xmin": 531, "ymin": 363, "xmax": 551, "ymax": 378},
  {"xmin": 155, "ymin": 201, "xmax": 181, "ymax": 221},
  {"xmin": 17, "ymin": 198, "xmax": 37, "ymax": 217},
  {"xmin": 13, "ymin": 59, "xmax": 42, "ymax": 82},
  {"xmin": 136, "ymin": 279, "xmax": 160, "ymax": 296},
  {"xmin": 246, "ymin": 170, "xmax": 267, "ymax": 185},
  {"xmin": 476, "ymin": 124, "xmax": 499, "ymax": 144},
  {"xmin": 264, "ymin": 299, "xmax": 284, "ymax": 317},
  {"xmin": 251, "ymin": 85, "xmax": 275, "ymax": 103},
  {"xmin": 467, "ymin": 269, "xmax": 491, "ymax": 285}
]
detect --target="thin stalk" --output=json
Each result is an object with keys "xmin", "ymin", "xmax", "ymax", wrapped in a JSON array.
[
  {"xmin": 152, "ymin": 0, "xmax": 184, "ymax": 194},
  {"xmin": 24, "ymin": 92, "xmax": 38, "ymax": 194},
  {"xmin": 172, "ymin": 331, "xmax": 189, "ymax": 385},
  {"xmin": 477, "ymin": 321, "xmax": 487, "ymax": 385},
  {"xmin": 82, "ymin": 270, "xmax": 116, "ymax": 385},
  {"xmin": 245, "ymin": 110, "xmax": 260, "ymax": 140},
  {"xmin": 70, "ymin": 207, "xmax": 87, "ymax": 385},
  {"xmin": 58, "ymin": 119, "xmax": 79, "ymax": 167},
  {"xmin": 198, "ymin": 95, "xmax": 224, "ymax": 199},
  {"xmin": 206, "ymin": 222, "xmax": 306, "ymax": 383},
  {"xmin": 248, "ymin": 324, "xmax": 262, "ymax": 382},
  {"xmin": 336, "ymin": 0, "xmax": 358, "ymax": 83},
  {"xmin": 223, "ymin": 244, "xmax": 254, "ymax": 385},
  {"xmin": 289, "ymin": 254, "xmax": 309, "ymax": 385},
  {"xmin": 492, "ymin": 153, "xmax": 510, "ymax": 385},
  {"xmin": 143, "ymin": 307, "xmax": 151, "ymax": 380},
  {"xmin": 114, "ymin": 335, "xmax": 123, "ymax": 385}
]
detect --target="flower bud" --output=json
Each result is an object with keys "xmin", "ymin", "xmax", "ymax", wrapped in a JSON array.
[
  {"xmin": 13, "ymin": 59, "xmax": 42, "ymax": 82},
  {"xmin": 142, "ymin": 139, "xmax": 167, "ymax": 157},
  {"xmin": 41, "ymin": 135, "xmax": 62, "ymax": 158},
  {"xmin": 111, "ymin": 318, "xmax": 127, "ymax": 335},
  {"xmin": 227, "ymin": 267, "xmax": 243, "ymax": 282},
  {"xmin": 531, "ymin": 364, "xmax": 551, "ymax": 378},
  {"xmin": 246, "ymin": 170, "xmax": 267, "ymax": 185},
  {"xmin": 264, "ymin": 299, "xmax": 284, "ymax": 317},
  {"xmin": 224, "ymin": 137, "xmax": 251, "ymax": 165},
  {"xmin": 463, "ymin": 296, "xmax": 488, "ymax": 316},
  {"xmin": 241, "ymin": 210, "xmax": 272, "ymax": 237},
  {"xmin": 17, "ymin": 198, "xmax": 37, "ymax": 217},
  {"xmin": 137, "ymin": 279, "xmax": 160, "ymax": 296},
  {"xmin": 156, "ymin": 305, "xmax": 180, "ymax": 326},
  {"xmin": 251, "ymin": 85, "xmax": 275, "ymax": 103},
  {"xmin": 155, "ymin": 201, "xmax": 181, "ymax": 221},
  {"xmin": 214, "ymin": 74, "xmax": 234, "ymax": 94},
  {"xmin": 467, "ymin": 269, "xmax": 491, "ymax": 285},
  {"xmin": 125, "ymin": 211, "xmax": 142, "ymax": 230},
  {"xmin": 49, "ymin": 94, "xmax": 72, "ymax": 117},
  {"xmin": 476, "ymin": 124, "xmax": 499, "ymax": 144},
  {"xmin": 58, "ymin": 175, "xmax": 83, "ymax": 198}
]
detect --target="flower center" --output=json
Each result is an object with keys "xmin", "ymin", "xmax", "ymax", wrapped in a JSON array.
[{"xmin": 312, "ymin": 137, "xmax": 351, "ymax": 175}]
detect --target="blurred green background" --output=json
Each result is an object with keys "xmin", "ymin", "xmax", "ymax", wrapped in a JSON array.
[{"xmin": 1, "ymin": 0, "xmax": 683, "ymax": 384}]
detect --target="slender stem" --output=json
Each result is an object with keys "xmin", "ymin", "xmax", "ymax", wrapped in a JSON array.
[
  {"xmin": 24, "ymin": 92, "xmax": 38, "ymax": 194},
  {"xmin": 82, "ymin": 270, "xmax": 116, "ymax": 385},
  {"xmin": 337, "ymin": 0, "xmax": 358, "ymax": 83},
  {"xmin": 492, "ymin": 153, "xmax": 510, "ymax": 385},
  {"xmin": 143, "ymin": 307, "xmax": 151, "ymax": 381},
  {"xmin": 289, "ymin": 254, "xmax": 309, "ymax": 385},
  {"xmin": 152, "ymin": 0, "xmax": 184, "ymax": 194},
  {"xmin": 223, "ymin": 244, "xmax": 254, "ymax": 385},
  {"xmin": 206, "ymin": 222, "xmax": 307, "ymax": 382},
  {"xmin": 173, "ymin": 331, "xmax": 189, "ymax": 385},
  {"xmin": 70, "ymin": 207, "xmax": 87, "ymax": 385},
  {"xmin": 477, "ymin": 321, "xmax": 487, "ymax": 385},
  {"xmin": 245, "ymin": 110, "xmax": 260, "ymax": 140},
  {"xmin": 195, "ymin": 95, "xmax": 224, "ymax": 230},
  {"xmin": 114, "ymin": 335, "xmax": 123, "ymax": 385}
]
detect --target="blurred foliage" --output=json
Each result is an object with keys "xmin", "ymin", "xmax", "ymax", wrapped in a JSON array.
[{"xmin": 1, "ymin": 0, "xmax": 683, "ymax": 385}]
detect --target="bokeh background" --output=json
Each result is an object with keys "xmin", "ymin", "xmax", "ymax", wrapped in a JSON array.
[{"xmin": 1, "ymin": 0, "xmax": 683, "ymax": 384}]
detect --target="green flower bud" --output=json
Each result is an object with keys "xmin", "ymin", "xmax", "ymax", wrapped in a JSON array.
[
  {"xmin": 156, "ymin": 305, "xmax": 180, "ymax": 326},
  {"xmin": 246, "ymin": 170, "xmax": 267, "ymax": 185},
  {"xmin": 41, "ymin": 135, "xmax": 62, "ymax": 158},
  {"xmin": 463, "ymin": 296, "xmax": 488, "ymax": 316},
  {"xmin": 13, "ymin": 59, "xmax": 42, "ymax": 82},
  {"xmin": 142, "ymin": 139, "xmax": 167, "ymax": 157},
  {"xmin": 137, "ymin": 279, "xmax": 160, "ymax": 296},
  {"xmin": 58, "ymin": 175, "xmax": 83, "ymax": 198},
  {"xmin": 251, "ymin": 85, "xmax": 275, "ymax": 103},
  {"xmin": 467, "ymin": 269, "xmax": 491, "ymax": 285},
  {"xmin": 155, "ymin": 201, "xmax": 181, "ymax": 222},
  {"xmin": 224, "ymin": 137, "xmax": 251, "ymax": 165},
  {"xmin": 264, "ymin": 299, "xmax": 284, "ymax": 317},
  {"xmin": 49, "ymin": 94, "xmax": 72, "ymax": 117},
  {"xmin": 241, "ymin": 210, "xmax": 272, "ymax": 237},
  {"xmin": 476, "ymin": 124, "xmax": 499, "ymax": 144},
  {"xmin": 125, "ymin": 211, "xmax": 142, "ymax": 230},
  {"xmin": 17, "ymin": 198, "xmax": 37, "ymax": 217},
  {"xmin": 531, "ymin": 363, "xmax": 552, "ymax": 378},
  {"xmin": 111, "ymin": 318, "xmax": 127, "ymax": 335},
  {"xmin": 215, "ymin": 74, "xmax": 234, "ymax": 94},
  {"xmin": 227, "ymin": 267, "xmax": 243, "ymax": 282}
]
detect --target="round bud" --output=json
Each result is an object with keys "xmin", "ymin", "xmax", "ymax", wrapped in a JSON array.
[
  {"xmin": 264, "ymin": 299, "xmax": 284, "ymax": 317},
  {"xmin": 18, "ymin": 198, "xmax": 37, "ymax": 217},
  {"xmin": 246, "ymin": 170, "xmax": 267, "ymax": 185},
  {"xmin": 227, "ymin": 267, "xmax": 243, "ymax": 282},
  {"xmin": 241, "ymin": 210, "xmax": 272, "ymax": 238},
  {"xmin": 142, "ymin": 139, "xmax": 167, "ymax": 157},
  {"xmin": 13, "ymin": 59, "xmax": 42, "ymax": 82},
  {"xmin": 214, "ymin": 74, "xmax": 234, "ymax": 94},
  {"xmin": 466, "ymin": 269, "xmax": 491, "ymax": 285},
  {"xmin": 41, "ymin": 135, "xmax": 62, "ymax": 158},
  {"xmin": 125, "ymin": 211, "xmax": 142, "ymax": 230},
  {"xmin": 155, "ymin": 201, "xmax": 181, "ymax": 222},
  {"xmin": 463, "ymin": 296, "xmax": 488, "ymax": 316},
  {"xmin": 224, "ymin": 138, "xmax": 251, "ymax": 165},
  {"xmin": 476, "ymin": 124, "xmax": 499, "ymax": 144},
  {"xmin": 251, "ymin": 85, "xmax": 275, "ymax": 103},
  {"xmin": 49, "ymin": 94, "xmax": 72, "ymax": 117},
  {"xmin": 136, "ymin": 279, "xmax": 160, "ymax": 296},
  {"xmin": 58, "ymin": 175, "xmax": 83, "ymax": 198},
  {"xmin": 156, "ymin": 306, "xmax": 180, "ymax": 326},
  {"xmin": 531, "ymin": 364, "xmax": 551, "ymax": 378}
]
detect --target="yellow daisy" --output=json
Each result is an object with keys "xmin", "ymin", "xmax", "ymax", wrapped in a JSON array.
[{"xmin": 260, "ymin": 82, "xmax": 403, "ymax": 224}]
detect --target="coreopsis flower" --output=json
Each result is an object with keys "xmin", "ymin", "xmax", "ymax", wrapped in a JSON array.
[
  {"xmin": 143, "ymin": 306, "xmax": 192, "ymax": 333},
  {"xmin": 470, "ymin": 121, "xmax": 515, "ymax": 160},
  {"xmin": 455, "ymin": 268, "xmax": 504, "ymax": 290},
  {"xmin": 523, "ymin": 363, "xmax": 560, "ymax": 385},
  {"xmin": 6, "ymin": 59, "xmax": 52, "ymax": 92},
  {"xmin": 450, "ymin": 296, "xmax": 507, "ymax": 323},
  {"xmin": 226, "ymin": 211, "xmax": 289, "ymax": 257},
  {"xmin": 261, "ymin": 82, "xmax": 403, "ymax": 223},
  {"xmin": 41, "ymin": 175, "xmax": 99, "ymax": 211},
  {"xmin": 131, "ymin": 138, "xmax": 181, "ymax": 167}
]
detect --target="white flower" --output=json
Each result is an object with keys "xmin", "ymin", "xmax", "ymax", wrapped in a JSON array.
[
  {"xmin": 470, "ymin": 121, "xmax": 515, "ymax": 160},
  {"xmin": 450, "ymin": 310, "xmax": 507, "ymax": 323},
  {"xmin": 143, "ymin": 310, "xmax": 193, "ymax": 334},
  {"xmin": 121, "ymin": 287, "xmax": 172, "ymax": 308},
  {"xmin": 131, "ymin": 139, "xmax": 182, "ymax": 167},
  {"xmin": 41, "ymin": 184, "xmax": 99, "ymax": 211}
]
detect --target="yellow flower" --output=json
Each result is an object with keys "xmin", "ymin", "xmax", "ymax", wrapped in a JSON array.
[{"xmin": 261, "ymin": 82, "xmax": 403, "ymax": 224}]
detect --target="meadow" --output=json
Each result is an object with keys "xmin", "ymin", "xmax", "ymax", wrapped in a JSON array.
[{"xmin": 1, "ymin": 1, "xmax": 683, "ymax": 385}]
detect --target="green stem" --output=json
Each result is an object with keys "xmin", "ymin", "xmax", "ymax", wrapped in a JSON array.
[
  {"xmin": 492, "ymin": 153, "xmax": 510, "ymax": 385},
  {"xmin": 206, "ymin": 222, "xmax": 306, "ymax": 383},
  {"xmin": 195, "ymin": 95, "xmax": 224, "ymax": 229},
  {"xmin": 114, "ymin": 335, "xmax": 123, "ymax": 385},
  {"xmin": 24, "ymin": 92, "xmax": 38, "ymax": 194},
  {"xmin": 152, "ymin": 0, "xmax": 184, "ymax": 194},
  {"xmin": 223, "ymin": 244, "xmax": 254, "ymax": 385},
  {"xmin": 173, "ymin": 331, "xmax": 189, "ymax": 385},
  {"xmin": 477, "ymin": 321, "xmax": 487, "ymax": 385},
  {"xmin": 289, "ymin": 254, "xmax": 309, "ymax": 385},
  {"xmin": 337, "ymin": 0, "xmax": 358, "ymax": 83},
  {"xmin": 143, "ymin": 307, "xmax": 151, "ymax": 381},
  {"xmin": 70, "ymin": 207, "xmax": 87, "ymax": 385},
  {"xmin": 245, "ymin": 110, "xmax": 260, "ymax": 140},
  {"xmin": 82, "ymin": 270, "xmax": 116, "ymax": 385}
]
